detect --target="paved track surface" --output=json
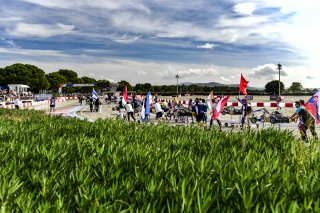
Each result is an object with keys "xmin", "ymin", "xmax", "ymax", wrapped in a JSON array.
[{"xmin": 47, "ymin": 101, "xmax": 320, "ymax": 139}]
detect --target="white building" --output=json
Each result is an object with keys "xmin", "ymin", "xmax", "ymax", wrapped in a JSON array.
[{"xmin": 8, "ymin": 84, "xmax": 30, "ymax": 94}]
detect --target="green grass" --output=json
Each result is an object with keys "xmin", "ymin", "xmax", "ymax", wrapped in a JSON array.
[{"xmin": 0, "ymin": 109, "xmax": 319, "ymax": 212}]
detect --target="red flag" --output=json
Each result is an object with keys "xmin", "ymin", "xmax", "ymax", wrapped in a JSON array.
[
  {"xmin": 212, "ymin": 96, "xmax": 230, "ymax": 119},
  {"xmin": 240, "ymin": 74, "xmax": 249, "ymax": 95},
  {"xmin": 123, "ymin": 86, "xmax": 128, "ymax": 104}
]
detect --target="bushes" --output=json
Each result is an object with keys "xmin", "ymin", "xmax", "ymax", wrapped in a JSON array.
[{"xmin": 0, "ymin": 109, "xmax": 319, "ymax": 212}]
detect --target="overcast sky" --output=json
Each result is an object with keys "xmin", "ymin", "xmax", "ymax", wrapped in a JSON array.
[{"xmin": 0, "ymin": 0, "xmax": 319, "ymax": 88}]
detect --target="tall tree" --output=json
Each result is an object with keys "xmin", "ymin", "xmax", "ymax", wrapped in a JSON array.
[
  {"xmin": 289, "ymin": 82, "xmax": 303, "ymax": 92},
  {"xmin": 117, "ymin": 80, "xmax": 133, "ymax": 91},
  {"xmin": 265, "ymin": 80, "xmax": 285, "ymax": 94},
  {"xmin": 2, "ymin": 63, "xmax": 50, "ymax": 92},
  {"xmin": 57, "ymin": 69, "xmax": 78, "ymax": 83},
  {"xmin": 81, "ymin": 76, "xmax": 96, "ymax": 83},
  {"xmin": 46, "ymin": 73, "xmax": 67, "ymax": 90}
]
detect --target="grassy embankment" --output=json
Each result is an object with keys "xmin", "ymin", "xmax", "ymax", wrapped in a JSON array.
[{"xmin": 0, "ymin": 109, "xmax": 319, "ymax": 212}]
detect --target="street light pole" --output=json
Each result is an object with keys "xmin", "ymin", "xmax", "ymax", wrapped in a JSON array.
[
  {"xmin": 278, "ymin": 63, "xmax": 282, "ymax": 97},
  {"xmin": 175, "ymin": 74, "xmax": 179, "ymax": 97},
  {"xmin": 277, "ymin": 63, "xmax": 282, "ymax": 129}
]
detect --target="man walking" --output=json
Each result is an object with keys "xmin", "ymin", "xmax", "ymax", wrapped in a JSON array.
[
  {"xmin": 14, "ymin": 96, "xmax": 20, "ymax": 109},
  {"xmin": 290, "ymin": 100, "xmax": 318, "ymax": 142},
  {"xmin": 154, "ymin": 99, "xmax": 164, "ymax": 121},
  {"xmin": 49, "ymin": 96, "xmax": 56, "ymax": 113},
  {"xmin": 89, "ymin": 96, "xmax": 94, "ymax": 112},
  {"xmin": 126, "ymin": 101, "xmax": 136, "ymax": 122}
]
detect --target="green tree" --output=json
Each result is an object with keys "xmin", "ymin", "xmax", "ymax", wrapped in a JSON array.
[
  {"xmin": 2, "ymin": 63, "xmax": 50, "ymax": 92},
  {"xmin": 117, "ymin": 80, "xmax": 133, "ymax": 91},
  {"xmin": 265, "ymin": 80, "xmax": 285, "ymax": 94},
  {"xmin": 81, "ymin": 76, "xmax": 96, "ymax": 83},
  {"xmin": 46, "ymin": 72, "xmax": 67, "ymax": 90},
  {"xmin": 134, "ymin": 83, "xmax": 145, "ymax": 92},
  {"xmin": 289, "ymin": 82, "xmax": 303, "ymax": 92},
  {"xmin": 57, "ymin": 69, "xmax": 78, "ymax": 83},
  {"xmin": 143, "ymin": 83, "xmax": 153, "ymax": 92},
  {"xmin": 96, "ymin": 79, "xmax": 111, "ymax": 88}
]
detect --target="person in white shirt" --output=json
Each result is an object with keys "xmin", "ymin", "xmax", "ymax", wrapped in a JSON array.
[
  {"xmin": 154, "ymin": 99, "xmax": 164, "ymax": 120},
  {"xmin": 105, "ymin": 94, "xmax": 109, "ymax": 104},
  {"xmin": 126, "ymin": 101, "xmax": 136, "ymax": 121},
  {"xmin": 14, "ymin": 96, "xmax": 20, "ymax": 109}
]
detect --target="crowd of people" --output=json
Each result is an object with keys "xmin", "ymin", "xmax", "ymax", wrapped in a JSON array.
[{"xmin": 110, "ymin": 94, "xmax": 318, "ymax": 142}]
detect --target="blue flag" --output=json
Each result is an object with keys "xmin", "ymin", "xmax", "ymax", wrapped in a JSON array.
[
  {"xmin": 92, "ymin": 88, "xmax": 99, "ymax": 101},
  {"xmin": 145, "ymin": 91, "xmax": 151, "ymax": 115}
]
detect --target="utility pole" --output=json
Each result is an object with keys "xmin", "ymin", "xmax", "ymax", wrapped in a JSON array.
[
  {"xmin": 278, "ymin": 63, "xmax": 282, "ymax": 97},
  {"xmin": 277, "ymin": 63, "xmax": 282, "ymax": 129},
  {"xmin": 175, "ymin": 74, "xmax": 179, "ymax": 97}
]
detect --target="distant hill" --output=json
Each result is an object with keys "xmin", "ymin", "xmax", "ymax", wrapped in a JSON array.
[{"xmin": 180, "ymin": 82, "xmax": 263, "ymax": 90}]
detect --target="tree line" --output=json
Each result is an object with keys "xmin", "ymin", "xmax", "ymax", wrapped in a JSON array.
[
  {"xmin": 0, "ymin": 63, "xmax": 111, "ymax": 93},
  {"xmin": 0, "ymin": 63, "xmax": 314, "ymax": 95}
]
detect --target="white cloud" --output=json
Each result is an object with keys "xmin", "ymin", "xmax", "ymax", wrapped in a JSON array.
[
  {"xmin": 197, "ymin": 43, "xmax": 216, "ymax": 49},
  {"xmin": 248, "ymin": 63, "xmax": 318, "ymax": 88},
  {"xmin": 135, "ymin": 70, "xmax": 147, "ymax": 75},
  {"xmin": 19, "ymin": 0, "xmax": 150, "ymax": 12},
  {"xmin": 0, "ymin": 17, "xmax": 23, "ymax": 21},
  {"xmin": 157, "ymin": 66, "xmax": 218, "ymax": 79},
  {"xmin": 249, "ymin": 64, "xmax": 288, "ymax": 79},
  {"xmin": 0, "ymin": 47, "xmax": 69, "ymax": 57},
  {"xmin": 7, "ymin": 23, "xmax": 75, "ymax": 37},
  {"xmin": 220, "ymin": 76, "xmax": 231, "ymax": 82},
  {"xmin": 216, "ymin": 15, "xmax": 268, "ymax": 28},
  {"xmin": 111, "ymin": 34, "xmax": 141, "ymax": 44},
  {"xmin": 0, "ymin": 38, "xmax": 17, "ymax": 46},
  {"xmin": 233, "ymin": 3, "xmax": 256, "ymax": 15}
]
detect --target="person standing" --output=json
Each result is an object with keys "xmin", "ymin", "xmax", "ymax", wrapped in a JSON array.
[
  {"xmin": 14, "ymin": 96, "xmax": 20, "ymax": 109},
  {"xmin": 133, "ymin": 98, "xmax": 139, "ymax": 115},
  {"xmin": 79, "ymin": 95, "xmax": 83, "ymax": 106},
  {"xmin": 126, "ymin": 101, "xmax": 136, "ymax": 122},
  {"xmin": 154, "ymin": 99, "xmax": 164, "ymax": 121},
  {"xmin": 118, "ymin": 97, "xmax": 126, "ymax": 120},
  {"xmin": 49, "ymin": 96, "xmax": 56, "ymax": 113},
  {"xmin": 89, "ymin": 96, "xmax": 94, "ymax": 112},
  {"xmin": 237, "ymin": 96, "xmax": 251, "ymax": 128},
  {"xmin": 105, "ymin": 94, "xmax": 109, "ymax": 104},
  {"xmin": 210, "ymin": 98, "xmax": 222, "ymax": 130},
  {"xmin": 195, "ymin": 99, "xmax": 205, "ymax": 125},
  {"xmin": 94, "ymin": 98, "xmax": 100, "ymax": 112},
  {"xmin": 202, "ymin": 99, "xmax": 208, "ymax": 123},
  {"xmin": 290, "ymin": 101, "xmax": 318, "ymax": 142}
]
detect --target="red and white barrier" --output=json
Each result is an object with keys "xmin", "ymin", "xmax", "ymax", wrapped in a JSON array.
[
  {"xmin": 227, "ymin": 102, "xmax": 294, "ymax": 108},
  {"xmin": 0, "ymin": 102, "xmax": 32, "ymax": 109},
  {"xmin": 1, "ymin": 97, "xmax": 70, "ymax": 110},
  {"xmin": 65, "ymin": 96, "xmax": 78, "ymax": 100},
  {"xmin": 160, "ymin": 99, "xmax": 295, "ymax": 108}
]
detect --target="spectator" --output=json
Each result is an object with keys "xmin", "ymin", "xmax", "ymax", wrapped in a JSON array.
[
  {"xmin": 49, "ymin": 96, "xmax": 56, "ymax": 113},
  {"xmin": 154, "ymin": 99, "xmax": 164, "ymax": 121},
  {"xmin": 118, "ymin": 97, "xmax": 126, "ymax": 119},
  {"xmin": 126, "ymin": 101, "xmax": 136, "ymax": 122},
  {"xmin": 95, "ymin": 98, "xmax": 100, "ymax": 112},
  {"xmin": 89, "ymin": 96, "xmax": 94, "ymax": 112},
  {"xmin": 290, "ymin": 101, "xmax": 318, "ymax": 142},
  {"xmin": 210, "ymin": 98, "xmax": 222, "ymax": 130},
  {"xmin": 195, "ymin": 99, "xmax": 205, "ymax": 124},
  {"xmin": 14, "ymin": 96, "xmax": 20, "ymax": 109},
  {"xmin": 202, "ymin": 99, "xmax": 208, "ymax": 123}
]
